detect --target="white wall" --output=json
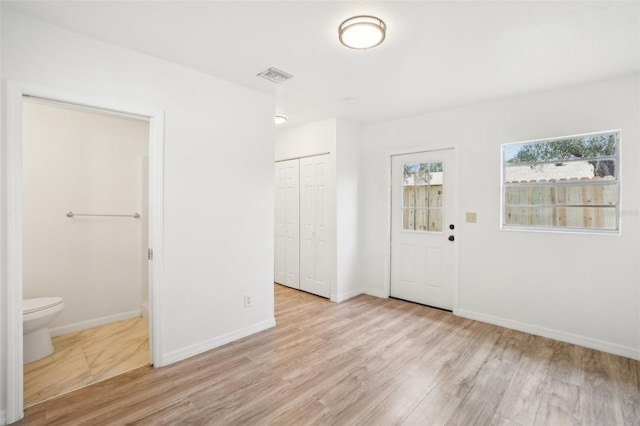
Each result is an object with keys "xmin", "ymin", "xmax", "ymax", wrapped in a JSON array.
[
  {"xmin": 275, "ymin": 118, "xmax": 336, "ymax": 161},
  {"xmin": 360, "ymin": 73, "xmax": 640, "ymax": 359},
  {"xmin": 22, "ymin": 99, "xmax": 148, "ymax": 333},
  {"xmin": 0, "ymin": 3, "xmax": 6, "ymax": 423},
  {"xmin": 335, "ymin": 119, "xmax": 361, "ymax": 301},
  {"xmin": 1, "ymin": 10, "xmax": 275, "ymax": 419}
]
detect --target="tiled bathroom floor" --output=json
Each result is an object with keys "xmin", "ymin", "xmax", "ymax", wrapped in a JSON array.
[{"xmin": 23, "ymin": 317, "xmax": 149, "ymax": 408}]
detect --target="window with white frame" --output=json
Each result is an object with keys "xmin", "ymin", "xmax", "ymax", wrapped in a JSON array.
[{"xmin": 502, "ymin": 131, "xmax": 619, "ymax": 233}]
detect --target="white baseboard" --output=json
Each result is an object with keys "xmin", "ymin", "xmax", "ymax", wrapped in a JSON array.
[
  {"xmin": 363, "ymin": 287, "xmax": 387, "ymax": 299},
  {"xmin": 49, "ymin": 310, "xmax": 142, "ymax": 337},
  {"xmin": 331, "ymin": 289, "xmax": 363, "ymax": 303},
  {"xmin": 162, "ymin": 317, "xmax": 276, "ymax": 366},
  {"xmin": 455, "ymin": 308, "xmax": 640, "ymax": 361}
]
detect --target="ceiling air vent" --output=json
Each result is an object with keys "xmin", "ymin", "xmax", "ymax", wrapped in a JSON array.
[{"xmin": 257, "ymin": 67, "xmax": 294, "ymax": 84}]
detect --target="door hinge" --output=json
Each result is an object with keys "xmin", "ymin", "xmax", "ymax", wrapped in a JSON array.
[{"xmin": 148, "ymin": 248, "xmax": 153, "ymax": 261}]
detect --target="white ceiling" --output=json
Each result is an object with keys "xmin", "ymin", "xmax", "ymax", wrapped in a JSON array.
[{"xmin": 4, "ymin": 1, "xmax": 639, "ymax": 128}]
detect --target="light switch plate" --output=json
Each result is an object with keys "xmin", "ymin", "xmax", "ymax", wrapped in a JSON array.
[{"xmin": 465, "ymin": 212, "xmax": 477, "ymax": 223}]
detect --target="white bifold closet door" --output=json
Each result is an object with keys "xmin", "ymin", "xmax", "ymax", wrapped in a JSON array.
[
  {"xmin": 299, "ymin": 155, "xmax": 331, "ymax": 298},
  {"xmin": 274, "ymin": 159, "xmax": 300, "ymax": 289}
]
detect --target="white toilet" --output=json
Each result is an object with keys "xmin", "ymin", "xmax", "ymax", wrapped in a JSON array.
[{"xmin": 23, "ymin": 297, "xmax": 64, "ymax": 363}]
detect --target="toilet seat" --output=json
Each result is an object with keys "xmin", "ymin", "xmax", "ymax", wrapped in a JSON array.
[{"xmin": 23, "ymin": 297, "xmax": 64, "ymax": 314}]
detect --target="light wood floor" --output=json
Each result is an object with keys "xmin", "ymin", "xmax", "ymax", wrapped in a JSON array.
[
  {"xmin": 16, "ymin": 285, "xmax": 639, "ymax": 425},
  {"xmin": 23, "ymin": 317, "xmax": 149, "ymax": 407}
]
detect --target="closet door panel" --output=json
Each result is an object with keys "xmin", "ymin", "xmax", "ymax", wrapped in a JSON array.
[
  {"xmin": 312, "ymin": 157, "xmax": 330, "ymax": 297},
  {"xmin": 284, "ymin": 161, "xmax": 300, "ymax": 287},
  {"xmin": 300, "ymin": 155, "xmax": 331, "ymax": 298},
  {"xmin": 275, "ymin": 162, "xmax": 287, "ymax": 284},
  {"xmin": 274, "ymin": 159, "xmax": 300, "ymax": 288},
  {"xmin": 299, "ymin": 160, "xmax": 315, "ymax": 292}
]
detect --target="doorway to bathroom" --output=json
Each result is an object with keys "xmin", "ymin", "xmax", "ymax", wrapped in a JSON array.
[{"xmin": 20, "ymin": 97, "xmax": 151, "ymax": 407}]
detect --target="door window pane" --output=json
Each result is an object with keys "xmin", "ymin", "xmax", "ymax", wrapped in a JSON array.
[
  {"xmin": 402, "ymin": 162, "xmax": 444, "ymax": 232},
  {"xmin": 403, "ymin": 208, "xmax": 415, "ymax": 230},
  {"xmin": 429, "ymin": 209, "xmax": 442, "ymax": 232}
]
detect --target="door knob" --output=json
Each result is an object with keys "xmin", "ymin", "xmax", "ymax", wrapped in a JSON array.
[
  {"xmin": 449, "ymin": 224, "xmax": 455, "ymax": 230},
  {"xmin": 448, "ymin": 235, "xmax": 455, "ymax": 241}
]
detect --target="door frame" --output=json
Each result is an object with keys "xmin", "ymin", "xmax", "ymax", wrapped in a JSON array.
[
  {"xmin": 383, "ymin": 145, "xmax": 460, "ymax": 311},
  {"xmin": 4, "ymin": 81, "xmax": 165, "ymax": 423}
]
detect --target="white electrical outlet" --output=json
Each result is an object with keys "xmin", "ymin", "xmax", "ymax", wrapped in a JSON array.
[{"xmin": 244, "ymin": 294, "xmax": 253, "ymax": 307}]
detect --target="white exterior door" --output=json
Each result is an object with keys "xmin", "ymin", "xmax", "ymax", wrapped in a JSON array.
[
  {"xmin": 274, "ymin": 159, "xmax": 300, "ymax": 289},
  {"xmin": 300, "ymin": 155, "xmax": 331, "ymax": 298},
  {"xmin": 390, "ymin": 149, "xmax": 457, "ymax": 310}
]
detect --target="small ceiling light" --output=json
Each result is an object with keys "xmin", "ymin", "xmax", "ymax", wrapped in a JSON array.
[
  {"xmin": 339, "ymin": 15, "xmax": 386, "ymax": 50},
  {"xmin": 274, "ymin": 114, "xmax": 288, "ymax": 125}
]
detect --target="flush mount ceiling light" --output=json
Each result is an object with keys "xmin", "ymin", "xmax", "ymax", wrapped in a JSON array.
[
  {"xmin": 338, "ymin": 15, "xmax": 386, "ymax": 50},
  {"xmin": 274, "ymin": 114, "xmax": 288, "ymax": 125}
]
